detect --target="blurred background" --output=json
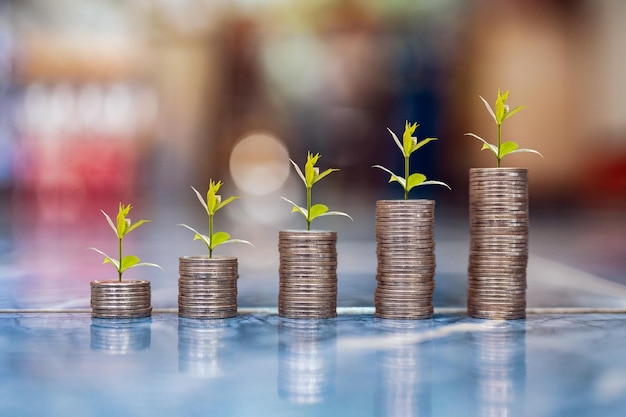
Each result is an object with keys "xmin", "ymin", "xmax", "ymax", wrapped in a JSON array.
[{"xmin": 0, "ymin": 0, "xmax": 625, "ymax": 310}]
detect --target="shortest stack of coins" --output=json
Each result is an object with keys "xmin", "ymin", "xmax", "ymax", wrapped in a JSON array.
[
  {"xmin": 90, "ymin": 280, "xmax": 152, "ymax": 319},
  {"xmin": 468, "ymin": 168, "xmax": 528, "ymax": 320},
  {"xmin": 278, "ymin": 231, "xmax": 337, "ymax": 319},
  {"xmin": 178, "ymin": 256, "xmax": 238, "ymax": 319},
  {"xmin": 375, "ymin": 200, "xmax": 436, "ymax": 319}
]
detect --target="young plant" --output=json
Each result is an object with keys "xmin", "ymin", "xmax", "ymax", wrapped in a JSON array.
[
  {"xmin": 373, "ymin": 120, "xmax": 450, "ymax": 199},
  {"xmin": 465, "ymin": 89, "xmax": 543, "ymax": 167},
  {"xmin": 178, "ymin": 179, "xmax": 251, "ymax": 258},
  {"xmin": 90, "ymin": 203, "xmax": 162, "ymax": 282},
  {"xmin": 282, "ymin": 151, "xmax": 352, "ymax": 230}
]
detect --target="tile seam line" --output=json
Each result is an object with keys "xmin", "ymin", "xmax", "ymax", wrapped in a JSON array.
[{"xmin": 1, "ymin": 307, "xmax": 626, "ymax": 314}]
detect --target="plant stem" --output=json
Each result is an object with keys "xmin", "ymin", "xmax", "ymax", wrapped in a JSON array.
[
  {"xmin": 496, "ymin": 123, "xmax": 502, "ymax": 168},
  {"xmin": 306, "ymin": 186, "xmax": 312, "ymax": 231},
  {"xmin": 404, "ymin": 154, "xmax": 409, "ymax": 200},
  {"xmin": 118, "ymin": 237, "xmax": 123, "ymax": 282},
  {"xmin": 209, "ymin": 212, "xmax": 214, "ymax": 258}
]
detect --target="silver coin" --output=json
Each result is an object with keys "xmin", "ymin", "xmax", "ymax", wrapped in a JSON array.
[
  {"xmin": 279, "ymin": 282, "xmax": 337, "ymax": 288},
  {"xmin": 375, "ymin": 291, "xmax": 435, "ymax": 298},
  {"xmin": 278, "ymin": 259, "xmax": 338, "ymax": 265},
  {"xmin": 178, "ymin": 310, "xmax": 237, "ymax": 319},
  {"xmin": 90, "ymin": 297, "xmax": 151, "ymax": 304},
  {"xmin": 92, "ymin": 311, "xmax": 152, "ymax": 319},
  {"xmin": 178, "ymin": 292, "xmax": 237, "ymax": 300},
  {"xmin": 90, "ymin": 292, "xmax": 151, "ymax": 299},
  {"xmin": 92, "ymin": 306, "xmax": 152, "ymax": 315},
  {"xmin": 376, "ymin": 263, "xmax": 436, "ymax": 270}
]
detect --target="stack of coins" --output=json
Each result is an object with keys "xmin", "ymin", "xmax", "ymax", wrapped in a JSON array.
[
  {"xmin": 278, "ymin": 231, "xmax": 337, "ymax": 319},
  {"xmin": 178, "ymin": 256, "xmax": 238, "ymax": 319},
  {"xmin": 90, "ymin": 280, "xmax": 152, "ymax": 319},
  {"xmin": 375, "ymin": 200, "xmax": 436, "ymax": 319},
  {"xmin": 468, "ymin": 168, "xmax": 528, "ymax": 319}
]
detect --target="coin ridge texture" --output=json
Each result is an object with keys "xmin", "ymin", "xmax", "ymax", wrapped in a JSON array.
[
  {"xmin": 278, "ymin": 231, "xmax": 338, "ymax": 319},
  {"xmin": 374, "ymin": 200, "xmax": 436, "ymax": 320},
  {"xmin": 467, "ymin": 168, "xmax": 528, "ymax": 320}
]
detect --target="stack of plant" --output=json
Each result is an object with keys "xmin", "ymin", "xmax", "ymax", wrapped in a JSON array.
[
  {"xmin": 177, "ymin": 180, "xmax": 251, "ymax": 319},
  {"xmin": 278, "ymin": 152, "xmax": 351, "ymax": 319},
  {"xmin": 372, "ymin": 121, "xmax": 449, "ymax": 319},
  {"xmin": 465, "ymin": 89, "xmax": 542, "ymax": 320},
  {"xmin": 89, "ymin": 203, "xmax": 161, "ymax": 319}
]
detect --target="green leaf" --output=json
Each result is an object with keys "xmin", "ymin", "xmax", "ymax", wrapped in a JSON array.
[
  {"xmin": 507, "ymin": 148, "xmax": 544, "ymax": 158},
  {"xmin": 280, "ymin": 196, "xmax": 308, "ymax": 219},
  {"xmin": 309, "ymin": 204, "xmax": 329, "ymax": 221},
  {"xmin": 216, "ymin": 195, "xmax": 239, "ymax": 212},
  {"xmin": 372, "ymin": 165, "xmax": 406, "ymax": 189},
  {"xmin": 314, "ymin": 168, "xmax": 339, "ymax": 184},
  {"xmin": 127, "ymin": 262, "xmax": 163, "ymax": 271},
  {"xmin": 386, "ymin": 127, "xmax": 404, "ymax": 155},
  {"xmin": 402, "ymin": 121, "xmax": 419, "ymax": 157},
  {"xmin": 411, "ymin": 137, "xmax": 437, "ymax": 154},
  {"xmin": 317, "ymin": 211, "xmax": 353, "ymax": 221},
  {"xmin": 89, "ymin": 247, "xmax": 120, "ymax": 271},
  {"xmin": 210, "ymin": 231, "xmax": 231, "ymax": 249},
  {"xmin": 178, "ymin": 223, "xmax": 211, "ymax": 249},
  {"xmin": 479, "ymin": 95, "xmax": 496, "ymax": 123},
  {"xmin": 289, "ymin": 159, "xmax": 307, "ymax": 186},
  {"xmin": 481, "ymin": 142, "xmax": 497, "ymax": 153},
  {"xmin": 406, "ymin": 173, "xmax": 426, "ymax": 192},
  {"xmin": 419, "ymin": 180, "xmax": 451, "ymax": 190},
  {"xmin": 498, "ymin": 141, "xmax": 519, "ymax": 158},
  {"xmin": 191, "ymin": 186, "xmax": 209, "ymax": 213},
  {"xmin": 304, "ymin": 152, "xmax": 321, "ymax": 187},
  {"xmin": 126, "ymin": 219, "xmax": 150, "ymax": 235},
  {"xmin": 116, "ymin": 203, "xmax": 130, "ymax": 238},
  {"xmin": 194, "ymin": 233, "xmax": 211, "ymax": 249},
  {"xmin": 219, "ymin": 238, "xmax": 253, "ymax": 247},
  {"xmin": 101, "ymin": 210, "xmax": 119, "ymax": 238},
  {"xmin": 503, "ymin": 105, "xmax": 528, "ymax": 122},
  {"xmin": 120, "ymin": 255, "xmax": 140, "ymax": 273},
  {"xmin": 206, "ymin": 179, "xmax": 223, "ymax": 214},
  {"xmin": 495, "ymin": 90, "xmax": 507, "ymax": 124},
  {"xmin": 465, "ymin": 133, "xmax": 498, "ymax": 157}
]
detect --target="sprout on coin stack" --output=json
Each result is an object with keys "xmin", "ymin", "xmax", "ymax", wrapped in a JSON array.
[
  {"xmin": 465, "ymin": 89, "xmax": 542, "ymax": 168},
  {"xmin": 177, "ymin": 180, "xmax": 252, "ymax": 319},
  {"xmin": 89, "ymin": 203, "xmax": 162, "ymax": 319},
  {"xmin": 278, "ymin": 152, "xmax": 352, "ymax": 319},
  {"xmin": 372, "ymin": 121, "xmax": 450, "ymax": 319},
  {"xmin": 465, "ymin": 89, "xmax": 543, "ymax": 319},
  {"xmin": 281, "ymin": 151, "xmax": 352, "ymax": 231}
]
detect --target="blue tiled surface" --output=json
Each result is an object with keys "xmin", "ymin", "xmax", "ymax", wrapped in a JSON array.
[{"xmin": 2, "ymin": 312, "xmax": 626, "ymax": 417}]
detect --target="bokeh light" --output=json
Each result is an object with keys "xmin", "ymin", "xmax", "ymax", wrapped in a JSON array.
[{"xmin": 229, "ymin": 131, "xmax": 290, "ymax": 196}]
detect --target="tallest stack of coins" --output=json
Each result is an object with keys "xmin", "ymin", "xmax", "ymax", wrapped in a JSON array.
[
  {"xmin": 468, "ymin": 168, "xmax": 529, "ymax": 320},
  {"xmin": 374, "ymin": 200, "xmax": 436, "ymax": 319}
]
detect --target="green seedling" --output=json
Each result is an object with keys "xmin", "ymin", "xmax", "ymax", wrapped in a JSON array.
[
  {"xmin": 90, "ymin": 203, "xmax": 162, "ymax": 282},
  {"xmin": 373, "ymin": 120, "xmax": 450, "ymax": 199},
  {"xmin": 282, "ymin": 151, "xmax": 352, "ymax": 230},
  {"xmin": 179, "ymin": 179, "xmax": 252, "ymax": 258},
  {"xmin": 465, "ymin": 89, "xmax": 543, "ymax": 167}
]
